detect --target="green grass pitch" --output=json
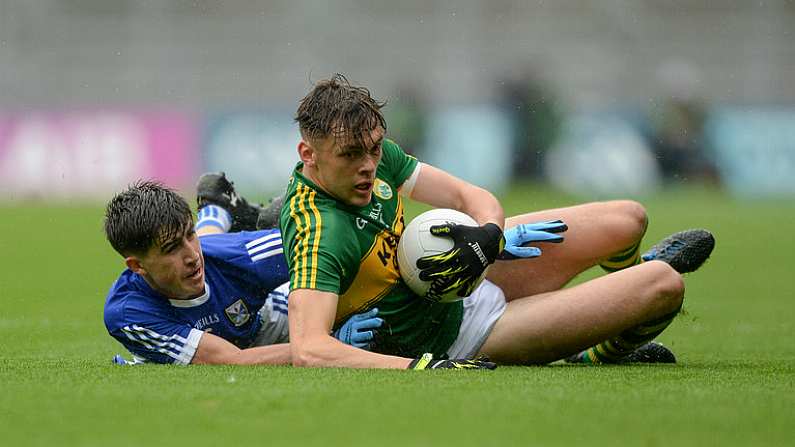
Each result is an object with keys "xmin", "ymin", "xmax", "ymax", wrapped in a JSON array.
[{"xmin": 1, "ymin": 185, "xmax": 793, "ymax": 446}]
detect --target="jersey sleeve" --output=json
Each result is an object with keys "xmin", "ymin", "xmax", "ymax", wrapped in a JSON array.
[
  {"xmin": 104, "ymin": 296, "xmax": 204, "ymax": 365},
  {"xmin": 282, "ymin": 187, "xmax": 357, "ymax": 294},
  {"xmin": 200, "ymin": 230, "xmax": 290, "ymax": 293},
  {"xmin": 381, "ymin": 139, "xmax": 419, "ymax": 188}
]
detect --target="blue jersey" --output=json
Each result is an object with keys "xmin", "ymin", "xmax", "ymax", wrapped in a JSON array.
[{"xmin": 104, "ymin": 230, "xmax": 289, "ymax": 365}]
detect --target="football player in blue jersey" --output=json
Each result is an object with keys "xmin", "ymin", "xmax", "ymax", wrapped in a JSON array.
[{"xmin": 103, "ymin": 180, "xmax": 383, "ymax": 365}]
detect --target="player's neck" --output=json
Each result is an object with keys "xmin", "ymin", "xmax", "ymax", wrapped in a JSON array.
[{"xmin": 300, "ymin": 165, "xmax": 336, "ymax": 201}]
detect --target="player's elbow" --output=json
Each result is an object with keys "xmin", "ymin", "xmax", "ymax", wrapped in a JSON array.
[{"xmin": 290, "ymin": 337, "xmax": 333, "ymax": 367}]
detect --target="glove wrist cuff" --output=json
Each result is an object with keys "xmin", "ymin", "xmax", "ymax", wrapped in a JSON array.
[
  {"xmin": 408, "ymin": 353, "xmax": 434, "ymax": 370},
  {"xmin": 482, "ymin": 223, "xmax": 505, "ymax": 262}
]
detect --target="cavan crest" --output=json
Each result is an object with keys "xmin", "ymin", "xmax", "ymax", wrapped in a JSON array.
[{"xmin": 225, "ymin": 299, "xmax": 251, "ymax": 327}]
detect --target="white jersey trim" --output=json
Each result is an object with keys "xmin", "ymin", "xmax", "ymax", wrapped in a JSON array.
[
  {"xmin": 246, "ymin": 233, "xmax": 284, "ymax": 263},
  {"xmin": 399, "ymin": 163, "xmax": 422, "ymax": 198},
  {"xmin": 169, "ymin": 283, "xmax": 211, "ymax": 308},
  {"xmin": 245, "ymin": 233, "xmax": 281, "ymax": 249},
  {"xmin": 120, "ymin": 326, "xmax": 204, "ymax": 365},
  {"xmin": 251, "ymin": 248, "xmax": 284, "ymax": 262}
]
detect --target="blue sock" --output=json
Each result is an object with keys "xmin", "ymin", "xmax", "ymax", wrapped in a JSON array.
[{"xmin": 196, "ymin": 204, "xmax": 232, "ymax": 232}]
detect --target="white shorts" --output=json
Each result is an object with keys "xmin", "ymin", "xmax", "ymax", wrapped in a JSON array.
[
  {"xmin": 445, "ymin": 279, "xmax": 507, "ymax": 359},
  {"xmin": 250, "ymin": 282, "xmax": 291, "ymax": 347}
]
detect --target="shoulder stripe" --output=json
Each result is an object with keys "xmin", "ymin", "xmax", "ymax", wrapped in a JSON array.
[
  {"xmin": 298, "ymin": 185, "xmax": 314, "ymax": 287},
  {"xmin": 251, "ymin": 248, "xmax": 284, "ymax": 262},
  {"xmin": 245, "ymin": 232, "xmax": 281, "ymax": 249},
  {"xmin": 289, "ymin": 183, "xmax": 322, "ymax": 289},
  {"xmin": 307, "ymin": 187, "xmax": 322, "ymax": 288},
  {"xmin": 289, "ymin": 184, "xmax": 307, "ymax": 287},
  {"xmin": 248, "ymin": 239, "xmax": 282, "ymax": 256}
]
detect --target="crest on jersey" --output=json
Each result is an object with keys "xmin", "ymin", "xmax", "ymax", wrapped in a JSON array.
[
  {"xmin": 225, "ymin": 299, "xmax": 251, "ymax": 327},
  {"xmin": 373, "ymin": 179, "xmax": 392, "ymax": 200}
]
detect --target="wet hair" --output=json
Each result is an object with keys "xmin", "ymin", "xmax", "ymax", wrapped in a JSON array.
[
  {"xmin": 295, "ymin": 73, "xmax": 387, "ymax": 149},
  {"xmin": 104, "ymin": 180, "xmax": 193, "ymax": 257}
]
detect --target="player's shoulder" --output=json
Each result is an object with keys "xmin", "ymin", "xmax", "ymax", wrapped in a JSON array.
[
  {"xmin": 381, "ymin": 138, "xmax": 413, "ymax": 161},
  {"xmin": 199, "ymin": 229, "xmax": 281, "ymax": 255},
  {"xmin": 281, "ymin": 187, "xmax": 351, "ymax": 233},
  {"xmin": 104, "ymin": 271, "xmax": 167, "ymax": 330},
  {"xmin": 378, "ymin": 139, "xmax": 418, "ymax": 186}
]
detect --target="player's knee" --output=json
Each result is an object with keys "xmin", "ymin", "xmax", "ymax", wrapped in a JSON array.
[
  {"xmin": 646, "ymin": 261, "xmax": 685, "ymax": 311},
  {"xmin": 613, "ymin": 200, "xmax": 648, "ymax": 240},
  {"xmin": 594, "ymin": 200, "xmax": 648, "ymax": 246}
]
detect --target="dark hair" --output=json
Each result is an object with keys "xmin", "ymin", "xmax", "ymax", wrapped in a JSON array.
[
  {"xmin": 104, "ymin": 180, "xmax": 193, "ymax": 256},
  {"xmin": 295, "ymin": 73, "xmax": 387, "ymax": 149}
]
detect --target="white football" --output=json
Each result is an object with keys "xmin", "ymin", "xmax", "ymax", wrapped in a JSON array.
[{"xmin": 397, "ymin": 208, "xmax": 488, "ymax": 303}]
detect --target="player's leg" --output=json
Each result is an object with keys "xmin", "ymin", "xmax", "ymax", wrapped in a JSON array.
[
  {"xmin": 487, "ymin": 200, "xmax": 648, "ymax": 300},
  {"xmin": 478, "ymin": 261, "xmax": 685, "ymax": 365}
]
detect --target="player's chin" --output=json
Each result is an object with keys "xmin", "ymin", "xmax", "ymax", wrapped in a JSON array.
[
  {"xmin": 184, "ymin": 267, "xmax": 204, "ymax": 291},
  {"xmin": 348, "ymin": 188, "xmax": 372, "ymax": 206},
  {"xmin": 183, "ymin": 280, "xmax": 205, "ymax": 298}
]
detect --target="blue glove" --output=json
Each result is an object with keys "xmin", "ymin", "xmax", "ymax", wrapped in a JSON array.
[
  {"xmin": 334, "ymin": 308, "xmax": 384, "ymax": 350},
  {"xmin": 498, "ymin": 220, "xmax": 568, "ymax": 260},
  {"xmin": 112, "ymin": 354, "xmax": 131, "ymax": 365}
]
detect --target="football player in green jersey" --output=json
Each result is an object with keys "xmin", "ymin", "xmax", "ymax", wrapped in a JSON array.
[{"xmin": 280, "ymin": 74, "xmax": 714, "ymax": 370}]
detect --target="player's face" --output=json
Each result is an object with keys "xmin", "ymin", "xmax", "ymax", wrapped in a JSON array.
[
  {"xmin": 136, "ymin": 225, "xmax": 205, "ymax": 300},
  {"xmin": 305, "ymin": 126, "xmax": 384, "ymax": 207}
]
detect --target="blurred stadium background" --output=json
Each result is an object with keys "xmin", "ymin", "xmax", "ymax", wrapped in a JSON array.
[
  {"xmin": 1, "ymin": 2, "xmax": 794, "ymax": 446},
  {"xmin": 2, "ymin": 0, "xmax": 794, "ymax": 199}
]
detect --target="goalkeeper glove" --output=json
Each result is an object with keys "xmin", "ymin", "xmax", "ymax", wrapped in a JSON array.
[
  {"xmin": 256, "ymin": 194, "xmax": 285, "ymax": 230},
  {"xmin": 408, "ymin": 353, "xmax": 497, "ymax": 370},
  {"xmin": 416, "ymin": 222, "xmax": 504, "ymax": 298},
  {"xmin": 333, "ymin": 308, "xmax": 384, "ymax": 350},
  {"xmin": 497, "ymin": 220, "xmax": 568, "ymax": 260},
  {"xmin": 196, "ymin": 172, "xmax": 264, "ymax": 232}
]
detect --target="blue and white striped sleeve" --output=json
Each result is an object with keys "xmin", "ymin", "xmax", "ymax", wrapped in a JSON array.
[
  {"xmin": 241, "ymin": 230, "xmax": 290, "ymax": 291},
  {"xmin": 107, "ymin": 300, "xmax": 204, "ymax": 365}
]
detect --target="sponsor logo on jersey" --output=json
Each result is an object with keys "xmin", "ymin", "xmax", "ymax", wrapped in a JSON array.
[
  {"xmin": 369, "ymin": 202, "xmax": 384, "ymax": 224},
  {"xmin": 225, "ymin": 299, "xmax": 251, "ymax": 327},
  {"xmin": 194, "ymin": 314, "xmax": 221, "ymax": 330},
  {"xmin": 373, "ymin": 179, "xmax": 392, "ymax": 200}
]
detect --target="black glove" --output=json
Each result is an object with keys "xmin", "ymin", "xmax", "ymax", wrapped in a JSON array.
[
  {"xmin": 416, "ymin": 222, "xmax": 504, "ymax": 298},
  {"xmin": 196, "ymin": 172, "xmax": 263, "ymax": 232},
  {"xmin": 408, "ymin": 353, "xmax": 497, "ymax": 370},
  {"xmin": 256, "ymin": 194, "xmax": 285, "ymax": 230}
]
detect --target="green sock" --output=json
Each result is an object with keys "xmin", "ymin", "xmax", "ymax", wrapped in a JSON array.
[
  {"xmin": 600, "ymin": 240, "xmax": 643, "ymax": 273},
  {"xmin": 580, "ymin": 307, "xmax": 681, "ymax": 364}
]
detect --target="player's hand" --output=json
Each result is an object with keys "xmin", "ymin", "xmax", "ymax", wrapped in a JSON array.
[
  {"xmin": 112, "ymin": 354, "xmax": 132, "ymax": 365},
  {"xmin": 256, "ymin": 194, "xmax": 284, "ymax": 230},
  {"xmin": 196, "ymin": 172, "xmax": 263, "ymax": 232},
  {"xmin": 333, "ymin": 308, "xmax": 384, "ymax": 350},
  {"xmin": 416, "ymin": 222, "xmax": 504, "ymax": 298},
  {"xmin": 497, "ymin": 220, "xmax": 568, "ymax": 260},
  {"xmin": 408, "ymin": 353, "xmax": 497, "ymax": 370}
]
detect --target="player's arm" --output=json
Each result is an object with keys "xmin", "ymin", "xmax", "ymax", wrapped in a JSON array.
[
  {"xmin": 191, "ymin": 331, "xmax": 292, "ymax": 365},
  {"xmin": 407, "ymin": 162, "xmax": 504, "ymax": 229},
  {"xmin": 288, "ymin": 288, "xmax": 412, "ymax": 369}
]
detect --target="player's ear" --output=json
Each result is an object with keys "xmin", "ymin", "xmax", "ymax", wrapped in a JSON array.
[
  {"xmin": 125, "ymin": 256, "xmax": 147, "ymax": 276},
  {"xmin": 298, "ymin": 139, "xmax": 316, "ymax": 167}
]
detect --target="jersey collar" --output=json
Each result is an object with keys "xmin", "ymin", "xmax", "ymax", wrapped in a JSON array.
[{"xmin": 168, "ymin": 282, "xmax": 211, "ymax": 308}]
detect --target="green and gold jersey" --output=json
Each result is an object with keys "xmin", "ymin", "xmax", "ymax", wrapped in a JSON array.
[{"xmin": 279, "ymin": 139, "xmax": 463, "ymax": 357}]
